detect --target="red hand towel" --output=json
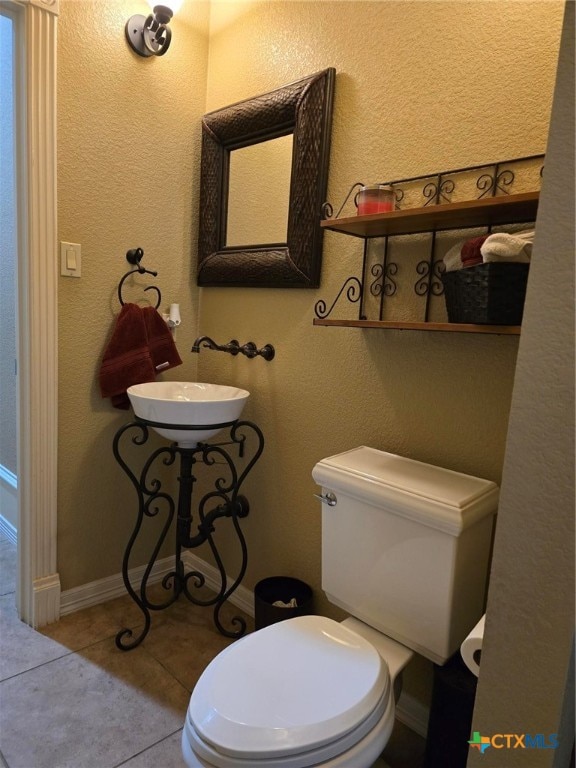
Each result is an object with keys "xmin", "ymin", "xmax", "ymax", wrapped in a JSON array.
[
  {"xmin": 99, "ymin": 304, "xmax": 155, "ymax": 409},
  {"xmin": 99, "ymin": 304, "xmax": 182, "ymax": 410},
  {"xmin": 142, "ymin": 306, "xmax": 183, "ymax": 373},
  {"xmin": 461, "ymin": 235, "xmax": 489, "ymax": 268}
]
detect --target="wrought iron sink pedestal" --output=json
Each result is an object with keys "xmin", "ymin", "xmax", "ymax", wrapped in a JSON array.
[{"xmin": 112, "ymin": 417, "xmax": 264, "ymax": 650}]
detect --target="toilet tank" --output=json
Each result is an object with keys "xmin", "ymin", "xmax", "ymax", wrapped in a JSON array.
[{"xmin": 312, "ymin": 447, "xmax": 498, "ymax": 665}]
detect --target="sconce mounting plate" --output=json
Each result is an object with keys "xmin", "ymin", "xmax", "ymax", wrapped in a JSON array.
[
  {"xmin": 126, "ymin": 15, "xmax": 153, "ymax": 57},
  {"xmin": 127, "ymin": 14, "xmax": 173, "ymax": 58}
]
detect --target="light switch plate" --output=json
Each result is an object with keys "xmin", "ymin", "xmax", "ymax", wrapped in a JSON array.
[{"xmin": 60, "ymin": 241, "xmax": 81, "ymax": 277}]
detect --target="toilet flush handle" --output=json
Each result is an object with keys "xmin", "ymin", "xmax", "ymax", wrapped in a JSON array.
[{"xmin": 313, "ymin": 491, "xmax": 337, "ymax": 506}]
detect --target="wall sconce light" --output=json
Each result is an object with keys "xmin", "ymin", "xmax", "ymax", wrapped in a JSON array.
[{"xmin": 125, "ymin": 2, "xmax": 180, "ymax": 57}]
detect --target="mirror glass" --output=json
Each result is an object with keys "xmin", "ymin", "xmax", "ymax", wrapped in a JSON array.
[{"xmin": 226, "ymin": 135, "xmax": 293, "ymax": 247}]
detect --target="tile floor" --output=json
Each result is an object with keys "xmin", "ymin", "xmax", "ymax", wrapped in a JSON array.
[{"xmin": 0, "ymin": 534, "xmax": 425, "ymax": 768}]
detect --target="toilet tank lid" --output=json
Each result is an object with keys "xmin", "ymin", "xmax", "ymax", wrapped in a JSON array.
[{"xmin": 312, "ymin": 447, "xmax": 499, "ymax": 536}]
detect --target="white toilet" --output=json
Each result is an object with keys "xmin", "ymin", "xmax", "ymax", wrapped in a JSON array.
[{"xmin": 182, "ymin": 447, "xmax": 498, "ymax": 768}]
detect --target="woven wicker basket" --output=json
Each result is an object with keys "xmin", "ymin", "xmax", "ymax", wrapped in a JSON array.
[{"xmin": 442, "ymin": 262, "xmax": 529, "ymax": 325}]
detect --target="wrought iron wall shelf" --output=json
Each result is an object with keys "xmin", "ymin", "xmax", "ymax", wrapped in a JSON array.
[
  {"xmin": 320, "ymin": 191, "xmax": 539, "ymax": 239},
  {"xmin": 313, "ymin": 318, "xmax": 521, "ymax": 335},
  {"xmin": 315, "ymin": 156, "xmax": 542, "ymax": 334}
]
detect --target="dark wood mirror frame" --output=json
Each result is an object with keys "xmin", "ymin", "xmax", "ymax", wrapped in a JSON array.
[{"xmin": 197, "ymin": 68, "xmax": 335, "ymax": 288}]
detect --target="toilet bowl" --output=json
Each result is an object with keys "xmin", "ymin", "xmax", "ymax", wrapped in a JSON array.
[
  {"xmin": 182, "ymin": 615, "xmax": 409, "ymax": 768},
  {"xmin": 182, "ymin": 448, "xmax": 498, "ymax": 768}
]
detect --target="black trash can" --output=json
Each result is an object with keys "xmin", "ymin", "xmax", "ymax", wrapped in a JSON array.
[
  {"xmin": 254, "ymin": 576, "xmax": 313, "ymax": 630},
  {"xmin": 424, "ymin": 652, "xmax": 478, "ymax": 768}
]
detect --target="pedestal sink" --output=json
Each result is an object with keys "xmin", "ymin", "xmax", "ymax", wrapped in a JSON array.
[
  {"xmin": 115, "ymin": 381, "xmax": 262, "ymax": 650},
  {"xmin": 127, "ymin": 381, "xmax": 250, "ymax": 447}
]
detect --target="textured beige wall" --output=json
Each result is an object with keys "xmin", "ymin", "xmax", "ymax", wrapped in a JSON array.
[
  {"xmin": 57, "ymin": 0, "xmax": 209, "ymax": 588},
  {"xmin": 56, "ymin": 0, "xmax": 564, "ymax": 716},
  {"xmin": 470, "ymin": 4, "xmax": 574, "ymax": 764},
  {"xmin": 199, "ymin": 0, "xmax": 563, "ymax": 707}
]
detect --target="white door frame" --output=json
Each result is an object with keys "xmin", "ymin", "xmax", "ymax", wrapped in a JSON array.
[{"xmin": 14, "ymin": 0, "xmax": 60, "ymax": 626}]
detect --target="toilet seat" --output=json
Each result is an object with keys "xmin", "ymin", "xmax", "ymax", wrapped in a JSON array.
[
  {"xmin": 185, "ymin": 616, "xmax": 393, "ymax": 768},
  {"xmin": 183, "ymin": 693, "xmax": 394, "ymax": 768}
]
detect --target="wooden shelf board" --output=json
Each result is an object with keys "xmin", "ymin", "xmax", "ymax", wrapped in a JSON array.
[
  {"xmin": 313, "ymin": 318, "xmax": 521, "ymax": 335},
  {"xmin": 320, "ymin": 191, "xmax": 539, "ymax": 238}
]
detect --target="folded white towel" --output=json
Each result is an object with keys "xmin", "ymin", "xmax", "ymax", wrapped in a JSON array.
[
  {"xmin": 443, "ymin": 241, "xmax": 464, "ymax": 272},
  {"xmin": 481, "ymin": 229, "xmax": 534, "ymax": 264}
]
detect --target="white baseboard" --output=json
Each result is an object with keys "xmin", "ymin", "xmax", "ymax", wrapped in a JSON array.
[
  {"xmin": 0, "ymin": 514, "xmax": 17, "ymax": 546},
  {"xmin": 0, "ymin": 469, "xmax": 18, "ymax": 541},
  {"xmin": 0, "ymin": 512, "xmax": 60, "ymax": 628},
  {"xmin": 396, "ymin": 692, "xmax": 429, "ymax": 738},
  {"xmin": 33, "ymin": 573, "xmax": 61, "ymax": 627},
  {"xmin": 60, "ymin": 554, "xmax": 182, "ymax": 615},
  {"xmin": 60, "ymin": 551, "xmax": 255, "ymax": 618},
  {"xmin": 182, "ymin": 551, "xmax": 255, "ymax": 618}
]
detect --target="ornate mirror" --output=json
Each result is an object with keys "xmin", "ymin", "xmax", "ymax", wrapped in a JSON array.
[{"xmin": 197, "ymin": 68, "xmax": 335, "ymax": 288}]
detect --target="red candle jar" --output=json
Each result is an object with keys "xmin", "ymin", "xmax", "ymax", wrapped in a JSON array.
[{"xmin": 357, "ymin": 184, "xmax": 394, "ymax": 215}]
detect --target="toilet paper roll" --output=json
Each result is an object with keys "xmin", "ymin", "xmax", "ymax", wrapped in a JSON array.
[
  {"xmin": 168, "ymin": 304, "xmax": 181, "ymax": 326},
  {"xmin": 460, "ymin": 614, "xmax": 485, "ymax": 677}
]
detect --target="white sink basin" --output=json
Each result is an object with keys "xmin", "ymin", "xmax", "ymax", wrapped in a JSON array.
[{"xmin": 127, "ymin": 382, "xmax": 250, "ymax": 447}]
